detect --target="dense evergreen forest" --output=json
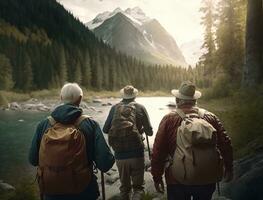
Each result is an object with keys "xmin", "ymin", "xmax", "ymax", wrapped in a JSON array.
[
  {"xmin": 0, "ymin": 0, "xmax": 192, "ymax": 92},
  {"xmin": 198, "ymin": 0, "xmax": 263, "ymax": 96},
  {"xmin": 0, "ymin": 0, "xmax": 262, "ymax": 94}
]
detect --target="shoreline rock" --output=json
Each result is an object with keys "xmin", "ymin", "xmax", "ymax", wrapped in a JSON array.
[{"xmin": 0, "ymin": 180, "xmax": 15, "ymax": 192}]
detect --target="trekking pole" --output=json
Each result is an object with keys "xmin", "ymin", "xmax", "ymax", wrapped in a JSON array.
[
  {"xmin": 145, "ymin": 134, "xmax": 151, "ymax": 160},
  {"xmin": 217, "ymin": 182, "xmax": 221, "ymax": 196},
  {"xmin": 101, "ymin": 171, "xmax": 106, "ymax": 200}
]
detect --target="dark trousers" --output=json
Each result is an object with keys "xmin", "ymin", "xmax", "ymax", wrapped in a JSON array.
[{"xmin": 167, "ymin": 183, "xmax": 216, "ymax": 200}]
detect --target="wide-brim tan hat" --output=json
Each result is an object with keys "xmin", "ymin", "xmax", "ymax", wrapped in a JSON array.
[
  {"xmin": 171, "ymin": 81, "xmax": 202, "ymax": 100},
  {"xmin": 120, "ymin": 85, "xmax": 138, "ymax": 99}
]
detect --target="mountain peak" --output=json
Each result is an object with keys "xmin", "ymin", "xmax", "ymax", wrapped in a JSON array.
[
  {"xmin": 125, "ymin": 7, "xmax": 144, "ymax": 15},
  {"xmin": 86, "ymin": 8, "xmax": 187, "ymax": 67},
  {"xmin": 113, "ymin": 7, "xmax": 123, "ymax": 13},
  {"xmin": 86, "ymin": 7, "xmax": 150, "ymax": 29}
]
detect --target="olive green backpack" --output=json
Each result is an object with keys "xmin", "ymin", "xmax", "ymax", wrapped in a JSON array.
[{"xmin": 108, "ymin": 102, "xmax": 144, "ymax": 153}]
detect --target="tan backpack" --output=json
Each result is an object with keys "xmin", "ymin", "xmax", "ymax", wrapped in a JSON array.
[
  {"xmin": 37, "ymin": 115, "xmax": 92, "ymax": 195},
  {"xmin": 171, "ymin": 108, "xmax": 224, "ymax": 185}
]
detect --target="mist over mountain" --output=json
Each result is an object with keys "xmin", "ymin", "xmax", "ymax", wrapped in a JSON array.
[
  {"xmin": 180, "ymin": 39, "xmax": 203, "ymax": 67},
  {"xmin": 86, "ymin": 7, "xmax": 187, "ymax": 67}
]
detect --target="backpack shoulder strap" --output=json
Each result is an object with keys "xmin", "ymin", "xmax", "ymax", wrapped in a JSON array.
[
  {"xmin": 47, "ymin": 116, "xmax": 56, "ymax": 126},
  {"xmin": 128, "ymin": 101, "xmax": 136, "ymax": 106},
  {"xmin": 175, "ymin": 108, "xmax": 187, "ymax": 119},
  {"xmin": 74, "ymin": 115, "xmax": 90, "ymax": 127},
  {"xmin": 197, "ymin": 108, "xmax": 207, "ymax": 118}
]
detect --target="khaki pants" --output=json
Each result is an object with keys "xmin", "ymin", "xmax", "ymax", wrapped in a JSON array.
[{"xmin": 116, "ymin": 157, "xmax": 145, "ymax": 200}]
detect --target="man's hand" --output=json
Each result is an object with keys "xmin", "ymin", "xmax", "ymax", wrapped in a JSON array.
[
  {"xmin": 154, "ymin": 179, "xmax": 165, "ymax": 193},
  {"xmin": 224, "ymin": 170, "xmax": 233, "ymax": 182}
]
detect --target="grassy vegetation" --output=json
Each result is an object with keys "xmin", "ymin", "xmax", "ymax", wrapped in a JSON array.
[
  {"xmin": 0, "ymin": 179, "xmax": 39, "ymax": 200},
  {"xmin": 0, "ymin": 92, "xmax": 9, "ymax": 107},
  {"xmin": 200, "ymin": 86, "xmax": 263, "ymax": 158}
]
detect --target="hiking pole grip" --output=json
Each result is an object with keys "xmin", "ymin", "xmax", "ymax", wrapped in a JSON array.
[{"xmin": 101, "ymin": 171, "xmax": 106, "ymax": 200}]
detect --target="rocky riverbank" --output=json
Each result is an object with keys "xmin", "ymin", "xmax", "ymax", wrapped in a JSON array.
[
  {"xmin": 1, "ymin": 97, "xmax": 114, "ymax": 112},
  {"xmin": 218, "ymin": 150, "xmax": 263, "ymax": 200},
  {"xmin": 101, "ymin": 149, "xmax": 263, "ymax": 200}
]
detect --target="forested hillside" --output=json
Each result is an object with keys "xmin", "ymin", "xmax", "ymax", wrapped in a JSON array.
[
  {"xmin": 196, "ymin": 0, "xmax": 247, "ymax": 96},
  {"xmin": 0, "ymin": 0, "xmax": 193, "ymax": 92},
  {"xmin": 0, "ymin": 0, "xmax": 261, "ymax": 94}
]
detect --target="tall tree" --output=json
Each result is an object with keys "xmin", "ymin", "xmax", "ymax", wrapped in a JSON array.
[
  {"xmin": 58, "ymin": 46, "xmax": 67, "ymax": 86},
  {"xmin": 82, "ymin": 50, "xmax": 92, "ymax": 89},
  {"xmin": 0, "ymin": 54, "xmax": 14, "ymax": 90},
  {"xmin": 215, "ymin": 0, "xmax": 245, "ymax": 85},
  {"xmin": 21, "ymin": 54, "xmax": 33, "ymax": 91},
  {"xmin": 199, "ymin": 0, "xmax": 216, "ymax": 87},
  {"xmin": 243, "ymin": 0, "xmax": 263, "ymax": 86},
  {"xmin": 74, "ymin": 61, "xmax": 82, "ymax": 85},
  {"xmin": 91, "ymin": 50, "xmax": 103, "ymax": 90}
]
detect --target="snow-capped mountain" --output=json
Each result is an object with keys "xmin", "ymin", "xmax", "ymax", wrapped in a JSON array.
[
  {"xmin": 180, "ymin": 39, "xmax": 204, "ymax": 67},
  {"xmin": 86, "ymin": 7, "xmax": 150, "ymax": 30},
  {"xmin": 86, "ymin": 7, "xmax": 187, "ymax": 67}
]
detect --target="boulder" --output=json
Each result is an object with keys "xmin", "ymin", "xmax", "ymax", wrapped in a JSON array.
[
  {"xmin": 93, "ymin": 99, "xmax": 102, "ymax": 103},
  {"xmin": 105, "ymin": 173, "xmax": 119, "ymax": 184},
  {"xmin": 219, "ymin": 152, "xmax": 263, "ymax": 200},
  {"xmin": 23, "ymin": 103, "xmax": 50, "ymax": 111},
  {"xmin": 166, "ymin": 101, "xmax": 176, "ymax": 107},
  {"xmin": 0, "ymin": 180, "xmax": 15, "ymax": 192},
  {"xmin": 9, "ymin": 102, "xmax": 21, "ymax": 110},
  {"xmin": 80, "ymin": 102, "xmax": 89, "ymax": 109}
]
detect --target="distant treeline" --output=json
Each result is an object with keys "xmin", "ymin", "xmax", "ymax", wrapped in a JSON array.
[{"xmin": 0, "ymin": 0, "xmax": 196, "ymax": 92}]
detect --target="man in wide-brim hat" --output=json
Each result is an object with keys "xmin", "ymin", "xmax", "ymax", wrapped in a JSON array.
[
  {"xmin": 151, "ymin": 81, "xmax": 233, "ymax": 200},
  {"xmin": 103, "ymin": 85, "xmax": 153, "ymax": 200}
]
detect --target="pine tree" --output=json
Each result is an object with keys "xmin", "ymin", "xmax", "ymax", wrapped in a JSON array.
[
  {"xmin": 82, "ymin": 50, "xmax": 92, "ymax": 88},
  {"xmin": 21, "ymin": 54, "xmax": 33, "ymax": 91},
  {"xmin": 74, "ymin": 61, "xmax": 82, "ymax": 85},
  {"xmin": 108, "ymin": 59, "xmax": 117, "ymax": 90},
  {"xmin": 199, "ymin": 0, "xmax": 216, "ymax": 87},
  {"xmin": 0, "ymin": 54, "xmax": 14, "ymax": 90},
  {"xmin": 91, "ymin": 50, "xmax": 103, "ymax": 90},
  {"xmin": 58, "ymin": 46, "xmax": 67, "ymax": 86},
  {"xmin": 215, "ymin": 0, "xmax": 245, "ymax": 85}
]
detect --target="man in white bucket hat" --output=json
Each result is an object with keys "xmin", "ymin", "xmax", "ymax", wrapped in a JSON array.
[
  {"xmin": 103, "ymin": 85, "xmax": 153, "ymax": 200},
  {"xmin": 151, "ymin": 81, "xmax": 233, "ymax": 200}
]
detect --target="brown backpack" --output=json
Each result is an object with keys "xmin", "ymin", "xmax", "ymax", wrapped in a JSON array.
[
  {"xmin": 37, "ymin": 115, "xmax": 92, "ymax": 195},
  {"xmin": 171, "ymin": 108, "xmax": 224, "ymax": 185},
  {"xmin": 108, "ymin": 102, "xmax": 144, "ymax": 153}
]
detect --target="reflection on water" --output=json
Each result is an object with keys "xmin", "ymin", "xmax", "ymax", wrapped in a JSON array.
[{"xmin": 0, "ymin": 97, "xmax": 175, "ymax": 183}]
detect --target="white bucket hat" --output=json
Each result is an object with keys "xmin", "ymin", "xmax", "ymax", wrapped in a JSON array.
[
  {"xmin": 171, "ymin": 81, "xmax": 201, "ymax": 100},
  {"xmin": 120, "ymin": 85, "xmax": 138, "ymax": 99}
]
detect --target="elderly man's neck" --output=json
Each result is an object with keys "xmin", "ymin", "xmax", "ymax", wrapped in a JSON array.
[
  {"xmin": 122, "ymin": 98, "xmax": 135, "ymax": 103},
  {"xmin": 176, "ymin": 98, "xmax": 196, "ymax": 109}
]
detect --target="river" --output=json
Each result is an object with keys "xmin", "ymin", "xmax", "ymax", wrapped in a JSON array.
[{"xmin": 0, "ymin": 97, "xmax": 175, "ymax": 183}]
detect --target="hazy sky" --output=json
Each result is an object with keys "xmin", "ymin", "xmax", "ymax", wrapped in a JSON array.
[{"xmin": 57, "ymin": 0, "xmax": 203, "ymax": 46}]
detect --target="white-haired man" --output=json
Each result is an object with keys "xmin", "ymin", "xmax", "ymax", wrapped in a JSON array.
[{"xmin": 29, "ymin": 83, "xmax": 115, "ymax": 200}]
